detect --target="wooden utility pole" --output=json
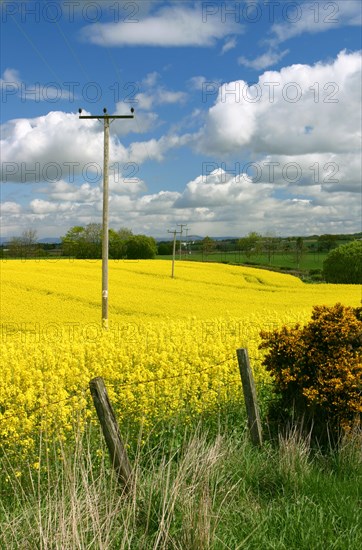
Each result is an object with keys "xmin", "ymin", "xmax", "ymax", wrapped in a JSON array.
[
  {"xmin": 185, "ymin": 227, "xmax": 189, "ymax": 257},
  {"xmin": 168, "ymin": 229, "xmax": 180, "ymax": 278},
  {"xmin": 79, "ymin": 108, "xmax": 134, "ymax": 329},
  {"xmin": 177, "ymin": 224, "xmax": 187, "ymax": 260},
  {"xmin": 102, "ymin": 115, "xmax": 110, "ymax": 327},
  {"xmin": 236, "ymin": 348, "xmax": 263, "ymax": 447}
]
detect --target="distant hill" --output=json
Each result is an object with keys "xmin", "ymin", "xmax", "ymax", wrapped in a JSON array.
[
  {"xmin": 155, "ymin": 235, "xmax": 240, "ymax": 242},
  {"xmin": 1, "ymin": 232, "xmax": 361, "ymax": 246},
  {"xmin": 38, "ymin": 238, "xmax": 61, "ymax": 244}
]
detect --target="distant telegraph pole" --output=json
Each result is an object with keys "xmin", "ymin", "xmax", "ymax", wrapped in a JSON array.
[
  {"xmin": 79, "ymin": 107, "xmax": 134, "ymax": 329},
  {"xmin": 185, "ymin": 227, "xmax": 189, "ymax": 257},
  {"xmin": 177, "ymin": 224, "xmax": 187, "ymax": 260},
  {"xmin": 168, "ymin": 229, "xmax": 181, "ymax": 278}
]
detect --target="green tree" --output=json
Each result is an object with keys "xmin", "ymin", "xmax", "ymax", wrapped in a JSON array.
[
  {"xmin": 201, "ymin": 236, "xmax": 215, "ymax": 260},
  {"xmin": 117, "ymin": 227, "xmax": 133, "ymax": 241},
  {"xmin": 125, "ymin": 235, "xmax": 157, "ymax": 259},
  {"xmin": 61, "ymin": 224, "xmax": 102, "ymax": 258},
  {"xmin": 7, "ymin": 236, "xmax": 24, "ymax": 258},
  {"xmin": 8, "ymin": 229, "xmax": 39, "ymax": 258},
  {"xmin": 83, "ymin": 223, "xmax": 102, "ymax": 258},
  {"xmin": 282, "ymin": 237, "xmax": 293, "ymax": 255},
  {"xmin": 237, "ymin": 232, "xmax": 262, "ymax": 258},
  {"xmin": 318, "ymin": 234, "xmax": 338, "ymax": 252},
  {"xmin": 22, "ymin": 228, "xmax": 38, "ymax": 248},
  {"xmin": 109, "ymin": 228, "xmax": 132, "ymax": 259},
  {"xmin": 263, "ymin": 233, "xmax": 280, "ymax": 264},
  {"xmin": 295, "ymin": 237, "xmax": 304, "ymax": 269},
  {"xmin": 109, "ymin": 229, "xmax": 123, "ymax": 259},
  {"xmin": 62, "ymin": 224, "xmax": 133, "ymax": 259},
  {"xmin": 323, "ymin": 240, "xmax": 362, "ymax": 283},
  {"xmin": 158, "ymin": 241, "xmax": 173, "ymax": 255},
  {"xmin": 61, "ymin": 226, "xmax": 85, "ymax": 257}
]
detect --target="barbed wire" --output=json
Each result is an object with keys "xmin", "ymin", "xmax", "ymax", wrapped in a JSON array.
[
  {"xmin": 104, "ymin": 354, "xmax": 237, "ymax": 389},
  {"xmin": 0, "ymin": 353, "xmax": 273, "ymax": 427},
  {"xmin": 0, "ymin": 388, "xmax": 89, "ymax": 425},
  {"xmin": 0, "ymin": 355, "xmax": 238, "ymax": 425}
]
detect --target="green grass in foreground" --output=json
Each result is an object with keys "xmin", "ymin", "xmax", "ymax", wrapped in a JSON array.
[{"xmin": 1, "ymin": 407, "xmax": 361, "ymax": 550}]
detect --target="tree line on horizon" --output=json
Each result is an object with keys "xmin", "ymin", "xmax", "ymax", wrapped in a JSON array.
[
  {"xmin": 1, "ymin": 225, "xmax": 158, "ymax": 260},
  {"xmin": 1, "ymin": 225, "xmax": 361, "ymax": 283},
  {"xmin": 61, "ymin": 224, "xmax": 158, "ymax": 259}
]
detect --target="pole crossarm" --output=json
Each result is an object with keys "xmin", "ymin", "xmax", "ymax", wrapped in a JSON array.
[{"xmin": 79, "ymin": 115, "xmax": 134, "ymax": 119}]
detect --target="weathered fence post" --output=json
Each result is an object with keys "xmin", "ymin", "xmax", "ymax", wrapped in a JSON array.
[
  {"xmin": 89, "ymin": 377, "xmax": 132, "ymax": 490},
  {"xmin": 236, "ymin": 348, "xmax": 263, "ymax": 447}
]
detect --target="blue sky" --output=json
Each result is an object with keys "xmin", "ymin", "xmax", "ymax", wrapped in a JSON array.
[{"xmin": 1, "ymin": 0, "xmax": 361, "ymax": 239}]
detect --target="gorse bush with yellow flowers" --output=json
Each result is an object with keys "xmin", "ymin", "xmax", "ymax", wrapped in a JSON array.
[
  {"xmin": 0, "ymin": 259, "xmax": 360, "ymax": 463},
  {"xmin": 260, "ymin": 304, "xmax": 362, "ymax": 443}
]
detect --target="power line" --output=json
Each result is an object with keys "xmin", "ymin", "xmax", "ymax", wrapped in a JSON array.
[
  {"xmin": 54, "ymin": 19, "xmax": 92, "ymax": 82},
  {"xmin": 185, "ymin": 227, "xmax": 190, "ymax": 257},
  {"xmin": 104, "ymin": 46, "xmax": 156, "ymax": 169},
  {"xmin": 8, "ymin": 12, "xmax": 63, "ymax": 83}
]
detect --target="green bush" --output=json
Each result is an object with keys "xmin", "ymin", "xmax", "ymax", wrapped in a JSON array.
[
  {"xmin": 259, "ymin": 304, "xmax": 362, "ymax": 444},
  {"xmin": 125, "ymin": 235, "xmax": 157, "ymax": 259},
  {"xmin": 323, "ymin": 240, "xmax": 362, "ymax": 283},
  {"xmin": 158, "ymin": 242, "xmax": 173, "ymax": 255},
  {"xmin": 308, "ymin": 269, "xmax": 324, "ymax": 282}
]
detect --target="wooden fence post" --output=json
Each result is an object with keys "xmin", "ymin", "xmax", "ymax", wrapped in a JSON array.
[
  {"xmin": 89, "ymin": 377, "xmax": 132, "ymax": 490},
  {"xmin": 236, "ymin": 348, "xmax": 263, "ymax": 447}
]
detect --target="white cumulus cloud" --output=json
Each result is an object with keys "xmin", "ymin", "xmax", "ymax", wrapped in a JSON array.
[
  {"xmin": 0, "ymin": 201, "xmax": 22, "ymax": 215},
  {"xmin": 1, "ymin": 110, "xmax": 191, "ymax": 182},
  {"xmin": 270, "ymin": 0, "xmax": 362, "ymax": 45},
  {"xmin": 197, "ymin": 50, "xmax": 362, "ymax": 156},
  {"xmin": 80, "ymin": 4, "xmax": 242, "ymax": 47},
  {"xmin": 238, "ymin": 49, "xmax": 289, "ymax": 70}
]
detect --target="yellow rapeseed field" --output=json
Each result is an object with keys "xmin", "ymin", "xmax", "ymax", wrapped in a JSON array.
[{"xmin": 0, "ymin": 259, "xmax": 360, "ymax": 462}]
